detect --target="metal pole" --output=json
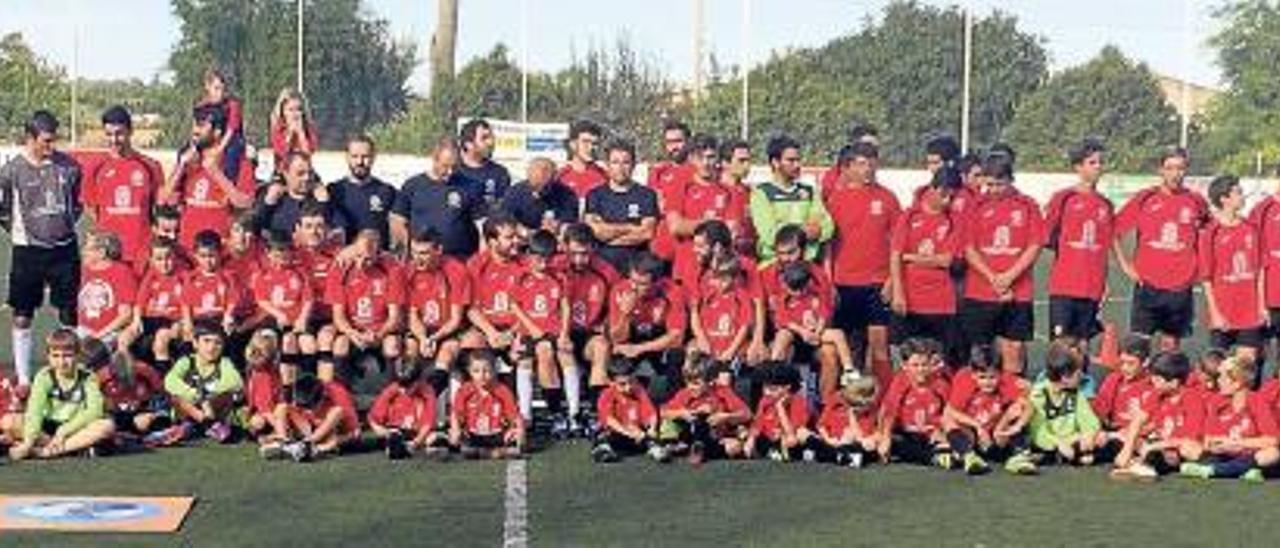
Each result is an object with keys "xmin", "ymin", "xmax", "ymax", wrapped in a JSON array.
[
  {"xmin": 521, "ymin": 0, "xmax": 529, "ymax": 123},
  {"xmin": 71, "ymin": 21, "xmax": 79, "ymax": 146},
  {"xmin": 693, "ymin": 0, "xmax": 705, "ymax": 100},
  {"xmin": 960, "ymin": 7, "xmax": 973, "ymax": 152},
  {"xmin": 296, "ymin": 0, "xmax": 305, "ymax": 94},
  {"xmin": 1179, "ymin": 0, "xmax": 1191, "ymax": 148},
  {"xmin": 740, "ymin": 0, "xmax": 750, "ymax": 140}
]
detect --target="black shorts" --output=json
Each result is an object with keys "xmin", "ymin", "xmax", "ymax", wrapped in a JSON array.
[
  {"xmin": 8, "ymin": 243, "xmax": 79, "ymax": 320},
  {"xmin": 1131, "ymin": 284, "xmax": 1194, "ymax": 339},
  {"xmin": 1210, "ymin": 328, "xmax": 1267, "ymax": 351},
  {"xmin": 463, "ymin": 433, "xmax": 511, "ymax": 449},
  {"xmin": 835, "ymin": 285, "xmax": 891, "ymax": 333},
  {"xmin": 41, "ymin": 418, "xmax": 62, "ymax": 437},
  {"xmin": 570, "ymin": 329, "xmax": 605, "ymax": 364},
  {"xmin": 1048, "ymin": 296, "xmax": 1102, "ymax": 340},
  {"xmin": 892, "ymin": 313, "xmax": 963, "ymax": 367},
  {"xmin": 960, "ymin": 300, "xmax": 1034, "ymax": 343},
  {"xmin": 128, "ymin": 317, "xmax": 177, "ymax": 362},
  {"xmin": 111, "ymin": 410, "xmax": 142, "ymax": 434}
]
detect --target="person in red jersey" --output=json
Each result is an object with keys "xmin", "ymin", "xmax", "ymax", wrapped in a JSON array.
[
  {"xmin": 761, "ymin": 226, "xmax": 843, "ymax": 389},
  {"xmin": 1092, "ymin": 334, "xmax": 1156, "ymax": 461},
  {"xmin": 818, "ymin": 123, "xmax": 881, "ymax": 198},
  {"xmin": 609, "ymin": 252, "xmax": 689, "ymax": 403},
  {"xmin": 646, "ymin": 119, "xmax": 694, "ymax": 199},
  {"xmin": 369, "ymin": 359, "xmax": 448, "ymax": 460},
  {"xmin": 252, "ymin": 232, "xmax": 315, "ymax": 379},
  {"xmin": 292, "ymin": 203, "xmax": 342, "ymax": 376},
  {"xmin": 943, "ymin": 344, "xmax": 1035, "ymax": 475},
  {"xmin": 685, "ymin": 220, "xmax": 768, "ymax": 365},
  {"xmin": 591, "ymin": 358, "xmax": 662, "ymax": 463},
  {"xmin": 826, "ymin": 142, "xmax": 902, "ymax": 389},
  {"xmin": 240, "ymin": 330, "xmax": 288, "ymax": 449},
  {"xmin": 1179, "ymin": 358, "xmax": 1280, "ymax": 480},
  {"xmin": 960, "ymin": 153, "xmax": 1044, "ymax": 374},
  {"xmin": 1114, "ymin": 148, "xmax": 1209, "ymax": 351},
  {"xmin": 1199, "ymin": 175, "xmax": 1267, "ymax": 371},
  {"xmin": 405, "ymin": 228, "xmax": 469, "ymax": 376},
  {"xmin": 660, "ymin": 136, "xmax": 746, "ymax": 285},
  {"xmin": 121, "ymin": 239, "xmax": 186, "ymax": 370},
  {"xmin": 813, "ymin": 373, "xmax": 881, "ymax": 467},
  {"xmin": 877, "ymin": 337, "xmax": 953, "ymax": 468},
  {"xmin": 744, "ymin": 363, "xmax": 813, "ymax": 461},
  {"xmin": 1110, "ymin": 351, "xmax": 1205, "ymax": 480},
  {"xmin": 559, "ymin": 224, "xmax": 618, "ymax": 412},
  {"xmin": 224, "ymin": 213, "xmax": 269, "ymax": 362},
  {"xmin": 512, "ymin": 231, "xmax": 577, "ymax": 432},
  {"xmin": 80, "ymin": 106, "xmax": 164, "ymax": 264},
  {"xmin": 658, "ymin": 357, "xmax": 751, "ymax": 465},
  {"xmin": 461, "ymin": 215, "xmax": 526, "ymax": 360},
  {"xmin": 557, "ymin": 119, "xmax": 607, "ymax": 199},
  {"xmin": 690, "ymin": 258, "xmax": 754, "ymax": 365},
  {"xmin": 77, "ymin": 232, "xmax": 137, "ymax": 345},
  {"xmin": 891, "ymin": 167, "xmax": 963, "ymax": 369},
  {"xmin": 1044, "ymin": 140, "xmax": 1116, "ymax": 342},
  {"xmin": 268, "ymin": 88, "xmax": 318, "ymax": 168},
  {"xmin": 133, "ymin": 205, "xmax": 193, "ymax": 279},
  {"xmin": 82, "ymin": 337, "xmax": 167, "ymax": 447},
  {"xmin": 1248, "ymin": 164, "xmax": 1280, "ymax": 361},
  {"xmin": 181, "ymin": 231, "xmax": 240, "ymax": 342},
  {"xmin": 196, "ymin": 67, "xmax": 244, "ymax": 157},
  {"xmin": 450, "ymin": 349, "xmax": 525, "ymax": 459},
  {"xmin": 162, "ymin": 104, "xmax": 255, "ymax": 249},
  {"xmin": 325, "ymin": 229, "xmax": 405, "ymax": 385},
  {"xmin": 719, "ymin": 139, "xmax": 758, "ymax": 257},
  {"xmin": 271, "ymin": 374, "xmax": 360, "ymax": 462},
  {"xmin": 770, "ymin": 261, "xmax": 855, "ymax": 391}
]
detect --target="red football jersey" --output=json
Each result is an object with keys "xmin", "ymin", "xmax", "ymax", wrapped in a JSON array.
[
  {"xmin": 760, "ymin": 261, "xmax": 835, "ymax": 313},
  {"xmin": 609, "ymin": 279, "xmax": 688, "ymax": 341},
  {"xmin": 289, "ymin": 381, "xmax": 360, "ymax": 436},
  {"xmin": 184, "ymin": 270, "xmax": 239, "ymax": 319},
  {"xmin": 96, "ymin": 362, "xmax": 163, "ymax": 412},
  {"xmin": 662, "ymin": 179, "xmax": 743, "ymax": 284},
  {"xmin": 1198, "ymin": 221, "xmax": 1264, "ymax": 330},
  {"xmin": 890, "ymin": 207, "xmax": 959, "ymax": 315},
  {"xmin": 324, "ymin": 259, "xmax": 405, "ymax": 331},
  {"xmin": 369, "ymin": 381, "xmax": 437, "ymax": 432},
  {"xmin": 1203, "ymin": 392, "xmax": 1279, "ymax": 449},
  {"xmin": 1142, "ymin": 386, "xmax": 1204, "ymax": 442},
  {"xmin": 251, "ymin": 264, "xmax": 311, "ymax": 325},
  {"xmin": 407, "ymin": 258, "xmax": 471, "ymax": 331},
  {"xmin": 662, "ymin": 384, "xmax": 749, "ymax": 437},
  {"xmin": 514, "ymin": 271, "xmax": 565, "ymax": 336},
  {"xmin": 964, "ymin": 189, "xmax": 1044, "ymax": 302},
  {"xmin": 175, "ymin": 156, "xmax": 257, "ymax": 249},
  {"xmin": 751, "ymin": 392, "xmax": 811, "ymax": 440},
  {"xmin": 1114, "ymin": 186, "xmax": 1208, "ymax": 291},
  {"xmin": 295, "ymin": 243, "xmax": 339, "ymax": 311},
  {"xmin": 646, "ymin": 161, "xmax": 694, "ymax": 200},
  {"xmin": 557, "ymin": 256, "xmax": 618, "ymax": 332},
  {"xmin": 557, "ymin": 162, "xmax": 608, "ymax": 199},
  {"xmin": 947, "ymin": 367, "xmax": 1026, "ymax": 431},
  {"xmin": 817, "ymin": 395, "xmax": 878, "ymax": 441},
  {"xmin": 137, "ymin": 270, "xmax": 184, "ymax": 321},
  {"xmin": 1248, "ymin": 196, "xmax": 1280, "ymax": 308},
  {"xmin": 1091, "ymin": 373, "xmax": 1156, "ymax": 431},
  {"xmin": 596, "ymin": 383, "xmax": 658, "ymax": 432},
  {"xmin": 769, "ymin": 285, "xmax": 832, "ymax": 333},
  {"xmin": 78, "ymin": 261, "xmax": 138, "ymax": 334},
  {"xmin": 245, "ymin": 367, "xmax": 282, "ymax": 417},
  {"xmin": 82, "ymin": 153, "xmax": 163, "ymax": 260},
  {"xmin": 467, "ymin": 253, "xmax": 525, "ymax": 329},
  {"xmin": 879, "ymin": 371, "xmax": 950, "ymax": 435},
  {"xmin": 826, "ymin": 182, "xmax": 902, "ymax": 286},
  {"xmin": 696, "ymin": 284, "xmax": 753, "ymax": 356},
  {"xmin": 1044, "ymin": 188, "xmax": 1115, "ymax": 300},
  {"xmin": 687, "ymin": 256, "xmax": 764, "ymax": 303},
  {"xmin": 453, "ymin": 381, "xmax": 523, "ymax": 436}
]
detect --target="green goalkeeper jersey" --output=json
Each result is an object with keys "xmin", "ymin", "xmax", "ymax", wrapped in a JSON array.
[{"xmin": 1027, "ymin": 378, "xmax": 1100, "ymax": 450}]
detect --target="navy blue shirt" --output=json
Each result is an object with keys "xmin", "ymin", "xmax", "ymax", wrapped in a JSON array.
[
  {"xmin": 584, "ymin": 181, "xmax": 659, "ymax": 272},
  {"xmin": 253, "ymin": 190, "xmax": 341, "ymax": 237},
  {"xmin": 455, "ymin": 158, "xmax": 510, "ymax": 212},
  {"xmin": 500, "ymin": 180, "xmax": 579, "ymax": 231},
  {"xmin": 330, "ymin": 176, "xmax": 397, "ymax": 247},
  {"xmin": 392, "ymin": 172, "xmax": 484, "ymax": 258}
]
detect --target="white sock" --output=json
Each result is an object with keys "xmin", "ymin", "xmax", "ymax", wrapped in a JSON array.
[
  {"xmin": 12, "ymin": 327, "xmax": 32, "ymax": 385},
  {"xmin": 563, "ymin": 367, "xmax": 582, "ymax": 420},
  {"xmin": 516, "ymin": 368, "xmax": 534, "ymax": 422},
  {"xmin": 440, "ymin": 376, "xmax": 461, "ymax": 429}
]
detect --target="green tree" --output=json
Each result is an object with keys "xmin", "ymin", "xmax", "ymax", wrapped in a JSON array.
[
  {"xmin": 1004, "ymin": 46, "xmax": 1181, "ymax": 172},
  {"xmin": 0, "ymin": 33, "xmax": 70, "ymax": 142},
  {"xmin": 1201, "ymin": 0, "xmax": 1280, "ymax": 174}
]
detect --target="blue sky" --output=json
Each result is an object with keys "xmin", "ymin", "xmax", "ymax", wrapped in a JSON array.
[{"xmin": 1, "ymin": 0, "xmax": 1224, "ymax": 92}]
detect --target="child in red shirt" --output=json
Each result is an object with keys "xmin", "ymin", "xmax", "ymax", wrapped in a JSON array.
[
  {"xmin": 252, "ymin": 232, "xmax": 314, "ymax": 382},
  {"xmin": 1092, "ymin": 334, "xmax": 1156, "ymax": 459},
  {"xmin": 122, "ymin": 239, "xmax": 186, "ymax": 371},
  {"xmin": 769, "ymin": 261, "xmax": 855, "ymax": 386},
  {"xmin": 274, "ymin": 374, "xmax": 361, "ymax": 462},
  {"xmin": 182, "ymin": 230, "xmax": 239, "ymax": 341},
  {"xmin": 511, "ymin": 231, "xmax": 575, "ymax": 432},
  {"xmin": 690, "ymin": 257, "xmax": 753, "ymax": 364},
  {"xmin": 78, "ymin": 232, "xmax": 138, "ymax": 345},
  {"xmin": 592, "ymin": 358, "xmax": 661, "ymax": 463},
  {"xmin": 1110, "ymin": 351, "xmax": 1205, "ymax": 480},
  {"xmin": 369, "ymin": 360, "xmax": 447, "ymax": 460},
  {"xmin": 242, "ymin": 330, "xmax": 288, "ymax": 452},
  {"xmin": 1180, "ymin": 358, "xmax": 1280, "ymax": 480},
  {"xmin": 877, "ymin": 337, "xmax": 952, "ymax": 468},
  {"xmin": 658, "ymin": 358, "xmax": 751, "ymax": 465},
  {"xmin": 943, "ymin": 344, "xmax": 1034, "ymax": 475},
  {"xmin": 1199, "ymin": 176, "xmax": 1267, "ymax": 372},
  {"xmin": 744, "ymin": 364, "xmax": 812, "ymax": 462},
  {"xmin": 450, "ymin": 349, "xmax": 525, "ymax": 459},
  {"xmin": 814, "ymin": 374, "xmax": 880, "ymax": 467},
  {"xmin": 83, "ymin": 337, "xmax": 167, "ymax": 449},
  {"xmin": 405, "ymin": 229, "xmax": 469, "ymax": 373}
]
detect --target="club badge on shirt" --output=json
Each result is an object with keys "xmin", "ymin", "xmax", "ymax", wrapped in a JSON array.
[
  {"xmin": 369, "ymin": 195, "xmax": 384, "ymax": 213},
  {"xmin": 447, "ymin": 191, "xmax": 462, "ymax": 209}
]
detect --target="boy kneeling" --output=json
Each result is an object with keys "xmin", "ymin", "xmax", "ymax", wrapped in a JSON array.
[{"xmin": 8, "ymin": 329, "xmax": 115, "ymax": 461}]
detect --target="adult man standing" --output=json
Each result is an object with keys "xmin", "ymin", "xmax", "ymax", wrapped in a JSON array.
[
  {"xmin": 584, "ymin": 140, "xmax": 660, "ymax": 273},
  {"xmin": 330, "ymin": 135, "xmax": 397, "ymax": 247},
  {"xmin": 255, "ymin": 152, "xmax": 340, "ymax": 236},
  {"xmin": 81, "ymin": 105, "xmax": 164, "ymax": 265},
  {"xmin": 391, "ymin": 137, "xmax": 485, "ymax": 259},
  {"xmin": 0, "ymin": 111, "xmax": 83, "ymax": 385},
  {"xmin": 455, "ymin": 118, "xmax": 511, "ymax": 209},
  {"xmin": 557, "ymin": 120, "xmax": 607, "ymax": 199},
  {"xmin": 749, "ymin": 135, "xmax": 833, "ymax": 263},
  {"xmin": 501, "ymin": 157, "xmax": 579, "ymax": 235},
  {"xmin": 647, "ymin": 120, "xmax": 693, "ymax": 197},
  {"xmin": 162, "ymin": 104, "xmax": 256, "ymax": 249}
]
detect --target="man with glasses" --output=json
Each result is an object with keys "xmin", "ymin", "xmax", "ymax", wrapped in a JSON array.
[
  {"xmin": 748, "ymin": 135, "xmax": 833, "ymax": 263},
  {"xmin": 558, "ymin": 120, "xmax": 607, "ymax": 199}
]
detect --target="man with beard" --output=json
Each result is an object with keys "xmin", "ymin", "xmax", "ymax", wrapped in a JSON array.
[
  {"xmin": 647, "ymin": 120, "xmax": 693, "ymax": 199},
  {"xmin": 455, "ymin": 118, "xmax": 511, "ymax": 209},
  {"xmin": 330, "ymin": 135, "xmax": 397, "ymax": 247},
  {"xmin": 161, "ymin": 104, "xmax": 256, "ymax": 249},
  {"xmin": 391, "ymin": 136, "xmax": 485, "ymax": 259},
  {"xmin": 749, "ymin": 135, "xmax": 833, "ymax": 262}
]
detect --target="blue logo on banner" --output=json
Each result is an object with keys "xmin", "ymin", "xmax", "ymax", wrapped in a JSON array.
[{"xmin": 7, "ymin": 500, "xmax": 162, "ymax": 523}]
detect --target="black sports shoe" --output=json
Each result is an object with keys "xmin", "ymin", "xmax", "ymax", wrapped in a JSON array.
[
  {"xmin": 591, "ymin": 442, "xmax": 618, "ymax": 463},
  {"xmin": 386, "ymin": 430, "xmax": 410, "ymax": 460}
]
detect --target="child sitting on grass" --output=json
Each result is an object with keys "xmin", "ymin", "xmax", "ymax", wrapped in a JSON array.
[
  {"xmin": 243, "ymin": 329, "xmax": 290, "ymax": 455},
  {"xmin": 369, "ymin": 359, "xmax": 448, "ymax": 460},
  {"xmin": 1028, "ymin": 341, "xmax": 1101, "ymax": 466},
  {"xmin": 744, "ymin": 363, "xmax": 812, "ymax": 462},
  {"xmin": 8, "ymin": 329, "xmax": 115, "ymax": 461},
  {"xmin": 1110, "ymin": 351, "xmax": 1205, "ymax": 481},
  {"xmin": 877, "ymin": 337, "xmax": 952, "ymax": 468},
  {"xmin": 659, "ymin": 357, "xmax": 751, "ymax": 465},
  {"xmin": 1091, "ymin": 334, "xmax": 1155, "ymax": 463},
  {"xmin": 158, "ymin": 321, "xmax": 244, "ymax": 445},
  {"xmin": 814, "ymin": 373, "xmax": 880, "ymax": 468},
  {"xmin": 83, "ymin": 336, "xmax": 167, "ymax": 452},
  {"xmin": 1180, "ymin": 357, "xmax": 1279, "ymax": 481},
  {"xmin": 592, "ymin": 358, "xmax": 662, "ymax": 463},
  {"xmin": 943, "ymin": 345, "xmax": 1035, "ymax": 475},
  {"xmin": 450, "ymin": 349, "xmax": 525, "ymax": 459},
  {"xmin": 271, "ymin": 374, "xmax": 361, "ymax": 462}
]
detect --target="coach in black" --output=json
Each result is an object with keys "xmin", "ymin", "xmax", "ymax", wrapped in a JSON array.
[
  {"xmin": 584, "ymin": 139, "xmax": 659, "ymax": 273},
  {"xmin": 330, "ymin": 135, "xmax": 397, "ymax": 247},
  {"xmin": 0, "ymin": 111, "xmax": 82, "ymax": 386},
  {"xmin": 500, "ymin": 156, "xmax": 579, "ymax": 236},
  {"xmin": 456, "ymin": 118, "xmax": 511, "ymax": 210},
  {"xmin": 391, "ymin": 136, "xmax": 485, "ymax": 258}
]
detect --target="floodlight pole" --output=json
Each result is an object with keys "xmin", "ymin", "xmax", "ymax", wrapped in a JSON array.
[
  {"xmin": 1179, "ymin": 0, "xmax": 1191, "ymax": 148},
  {"xmin": 297, "ymin": 0, "xmax": 305, "ymax": 95},
  {"xmin": 521, "ymin": 0, "xmax": 529, "ymax": 123},
  {"xmin": 961, "ymin": 7, "xmax": 973, "ymax": 152},
  {"xmin": 740, "ymin": 0, "xmax": 750, "ymax": 140}
]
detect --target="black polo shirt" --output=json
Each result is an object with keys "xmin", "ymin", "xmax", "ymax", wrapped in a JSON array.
[
  {"xmin": 392, "ymin": 172, "xmax": 484, "ymax": 258},
  {"xmin": 500, "ymin": 180, "xmax": 579, "ymax": 231},
  {"xmin": 254, "ymin": 191, "xmax": 342, "ymax": 237},
  {"xmin": 455, "ymin": 158, "xmax": 511, "ymax": 212},
  {"xmin": 584, "ymin": 181, "xmax": 659, "ymax": 272},
  {"xmin": 330, "ymin": 175, "xmax": 397, "ymax": 246}
]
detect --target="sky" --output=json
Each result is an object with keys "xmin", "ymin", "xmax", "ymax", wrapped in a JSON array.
[{"xmin": 0, "ymin": 0, "xmax": 1225, "ymax": 93}]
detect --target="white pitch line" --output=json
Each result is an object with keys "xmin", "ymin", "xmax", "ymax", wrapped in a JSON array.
[{"xmin": 503, "ymin": 459, "xmax": 529, "ymax": 548}]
